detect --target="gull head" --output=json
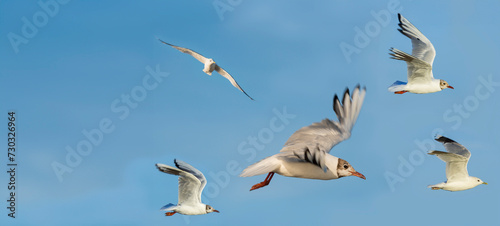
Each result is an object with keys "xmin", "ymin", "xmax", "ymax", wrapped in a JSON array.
[
  {"xmin": 439, "ymin": 79, "xmax": 454, "ymax": 90},
  {"xmin": 205, "ymin": 205, "xmax": 219, "ymax": 214},
  {"xmin": 471, "ymin": 177, "xmax": 488, "ymax": 187},
  {"xmin": 203, "ymin": 59, "xmax": 216, "ymax": 75},
  {"xmin": 337, "ymin": 159, "xmax": 366, "ymax": 180}
]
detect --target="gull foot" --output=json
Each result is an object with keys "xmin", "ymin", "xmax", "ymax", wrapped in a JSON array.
[
  {"xmin": 250, "ymin": 172, "xmax": 274, "ymax": 191},
  {"xmin": 394, "ymin": 91, "xmax": 408, "ymax": 94},
  {"xmin": 431, "ymin": 187, "xmax": 441, "ymax": 190},
  {"xmin": 250, "ymin": 181, "xmax": 270, "ymax": 191},
  {"xmin": 165, "ymin": 212, "xmax": 176, "ymax": 216}
]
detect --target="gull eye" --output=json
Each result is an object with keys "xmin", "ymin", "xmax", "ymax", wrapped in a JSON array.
[
  {"xmin": 478, "ymin": 180, "xmax": 480, "ymax": 182},
  {"xmin": 343, "ymin": 165, "xmax": 348, "ymax": 169}
]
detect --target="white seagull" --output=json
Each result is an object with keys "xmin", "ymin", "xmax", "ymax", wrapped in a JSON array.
[
  {"xmin": 156, "ymin": 160, "xmax": 219, "ymax": 216},
  {"xmin": 428, "ymin": 135, "xmax": 487, "ymax": 191},
  {"xmin": 388, "ymin": 13, "xmax": 454, "ymax": 94},
  {"xmin": 159, "ymin": 39, "xmax": 253, "ymax": 100},
  {"xmin": 240, "ymin": 85, "xmax": 367, "ymax": 191}
]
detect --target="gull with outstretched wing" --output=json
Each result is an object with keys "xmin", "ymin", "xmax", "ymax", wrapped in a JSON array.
[
  {"xmin": 388, "ymin": 14, "xmax": 454, "ymax": 94},
  {"xmin": 159, "ymin": 39, "xmax": 253, "ymax": 100},
  {"xmin": 156, "ymin": 159, "xmax": 219, "ymax": 216},
  {"xmin": 428, "ymin": 135, "xmax": 487, "ymax": 191},
  {"xmin": 240, "ymin": 85, "xmax": 367, "ymax": 191}
]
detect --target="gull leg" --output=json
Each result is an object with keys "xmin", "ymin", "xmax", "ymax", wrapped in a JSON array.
[
  {"xmin": 165, "ymin": 212, "xmax": 176, "ymax": 216},
  {"xmin": 250, "ymin": 172, "xmax": 275, "ymax": 191},
  {"xmin": 431, "ymin": 187, "xmax": 441, "ymax": 190}
]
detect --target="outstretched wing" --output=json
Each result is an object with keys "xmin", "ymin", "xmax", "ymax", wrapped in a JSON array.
[
  {"xmin": 158, "ymin": 39, "xmax": 208, "ymax": 64},
  {"xmin": 156, "ymin": 160, "xmax": 204, "ymax": 205},
  {"xmin": 435, "ymin": 135, "xmax": 471, "ymax": 159},
  {"xmin": 389, "ymin": 48, "xmax": 433, "ymax": 83},
  {"xmin": 397, "ymin": 13, "xmax": 436, "ymax": 66},
  {"xmin": 280, "ymin": 85, "xmax": 366, "ymax": 171},
  {"xmin": 429, "ymin": 136, "xmax": 471, "ymax": 181},
  {"xmin": 214, "ymin": 65, "xmax": 254, "ymax": 100},
  {"xmin": 174, "ymin": 160, "xmax": 206, "ymax": 204},
  {"xmin": 428, "ymin": 151, "xmax": 469, "ymax": 182}
]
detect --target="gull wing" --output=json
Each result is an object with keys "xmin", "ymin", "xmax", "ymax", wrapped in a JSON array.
[
  {"xmin": 389, "ymin": 48, "xmax": 433, "ymax": 84},
  {"xmin": 214, "ymin": 65, "xmax": 253, "ymax": 100},
  {"xmin": 159, "ymin": 39, "xmax": 208, "ymax": 64},
  {"xmin": 397, "ymin": 13, "xmax": 436, "ymax": 66},
  {"xmin": 280, "ymin": 85, "xmax": 366, "ymax": 171},
  {"xmin": 429, "ymin": 136, "xmax": 471, "ymax": 181},
  {"xmin": 428, "ymin": 151, "xmax": 469, "ymax": 182},
  {"xmin": 174, "ymin": 160, "xmax": 206, "ymax": 204},
  {"xmin": 156, "ymin": 160, "xmax": 206, "ymax": 205},
  {"xmin": 435, "ymin": 135, "xmax": 471, "ymax": 159}
]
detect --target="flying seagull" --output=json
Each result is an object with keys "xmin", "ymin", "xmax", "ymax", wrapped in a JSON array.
[
  {"xmin": 240, "ymin": 85, "xmax": 366, "ymax": 191},
  {"xmin": 159, "ymin": 39, "xmax": 253, "ymax": 100},
  {"xmin": 388, "ymin": 13, "xmax": 454, "ymax": 94},
  {"xmin": 156, "ymin": 160, "xmax": 219, "ymax": 216},
  {"xmin": 428, "ymin": 135, "xmax": 487, "ymax": 191}
]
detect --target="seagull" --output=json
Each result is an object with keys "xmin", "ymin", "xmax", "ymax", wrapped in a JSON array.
[
  {"xmin": 240, "ymin": 85, "xmax": 367, "ymax": 191},
  {"xmin": 156, "ymin": 159, "xmax": 219, "ymax": 216},
  {"xmin": 428, "ymin": 135, "xmax": 487, "ymax": 191},
  {"xmin": 158, "ymin": 39, "xmax": 253, "ymax": 100},
  {"xmin": 388, "ymin": 13, "xmax": 454, "ymax": 94}
]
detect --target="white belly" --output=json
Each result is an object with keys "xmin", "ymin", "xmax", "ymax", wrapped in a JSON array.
[
  {"xmin": 277, "ymin": 156, "xmax": 339, "ymax": 180},
  {"xmin": 442, "ymin": 181, "xmax": 479, "ymax": 192},
  {"xmin": 175, "ymin": 204, "xmax": 206, "ymax": 215},
  {"xmin": 407, "ymin": 80, "xmax": 441, "ymax": 93}
]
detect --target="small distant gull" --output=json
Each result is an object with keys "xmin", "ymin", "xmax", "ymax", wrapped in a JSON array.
[
  {"xmin": 388, "ymin": 13, "xmax": 454, "ymax": 94},
  {"xmin": 428, "ymin": 135, "xmax": 487, "ymax": 191},
  {"xmin": 156, "ymin": 160, "xmax": 219, "ymax": 216},
  {"xmin": 240, "ymin": 85, "xmax": 366, "ymax": 191},
  {"xmin": 159, "ymin": 39, "xmax": 253, "ymax": 100}
]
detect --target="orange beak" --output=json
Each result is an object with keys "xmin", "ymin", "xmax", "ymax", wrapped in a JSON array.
[
  {"xmin": 350, "ymin": 171, "xmax": 366, "ymax": 180},
  {"xmin": 447, "ymin": 85, "xmax": 454, "ymax": 89}
]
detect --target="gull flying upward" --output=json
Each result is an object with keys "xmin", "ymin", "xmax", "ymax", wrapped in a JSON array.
[
  {"xmin": 156, "ymin": 160, "xmax": 219, "ymax": 216},
  {"xmin": 240, "ymin": 85, "xmax": 367, "ymax": 191},
  {"xmin": 388, "ymin": 13, "xmax": 454, "ymax": 94},
  {"xmin": 159, "ymin": 39, "xmax": 253, "ymax": 100},
  {"xmin": 428, "ymin": 135, "xmax": 487, "ymax": 191}
]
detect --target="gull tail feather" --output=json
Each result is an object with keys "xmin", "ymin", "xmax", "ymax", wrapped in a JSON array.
[
  {"xmin": 160, "ymin": 203, "xmax": 177, "ymax": 211},
  {"xmin": 240, "ymin": 156, "xmax": 280, "ymax": 177},
  {"xmin": 388, "ymin": 80, "xmax": 407, "ymax": 92},
  {"xmin": 428, "ymin": 182, "xmax": 445, "ymax": 190}
]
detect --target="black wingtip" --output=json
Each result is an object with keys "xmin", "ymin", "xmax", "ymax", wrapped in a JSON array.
[
  {"xmin": 435, "ymin": 135, "xmax": 456, "ymax": 144},
  {"xmin": 158, "ymin": 39, "xmax": 173, "ymax": 46},
  {"xmin": 342, "ymin": 87, "xmax": 351, "ymax": 105},
  {"xmin": 388, "ymin": 48, "xmax": 395, "ymax": 56},
  {"xmin": 333, "ymin": 94, "xmax": 339, "ymax": 105},
  {"xmin": 332, "ymin": 94, "xmax": 339, "ymax": 113},
  {"xmin": 173, "ymin": 159, "xmax": 180, "ymax": 168}
]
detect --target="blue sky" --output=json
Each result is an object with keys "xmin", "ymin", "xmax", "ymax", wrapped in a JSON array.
[{"xmin": 1, "ymin": 1, "xmax": 499, "ymax": 225}]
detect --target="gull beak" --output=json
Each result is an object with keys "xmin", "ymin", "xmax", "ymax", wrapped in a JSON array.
[
  {"xmin": 213, "ymin": 210, "xmax": 220, "ymax": 213},
  {"xmin": 350, "ymin": 171, "xmax": 366, "ymax": 180},
  {"xmin": 447, "ymin": 85, "xmax": 454, "ymax": 89},
  {"xmin": 483, "ymin": 182, "xmax": 488, "ymax": 185}
]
